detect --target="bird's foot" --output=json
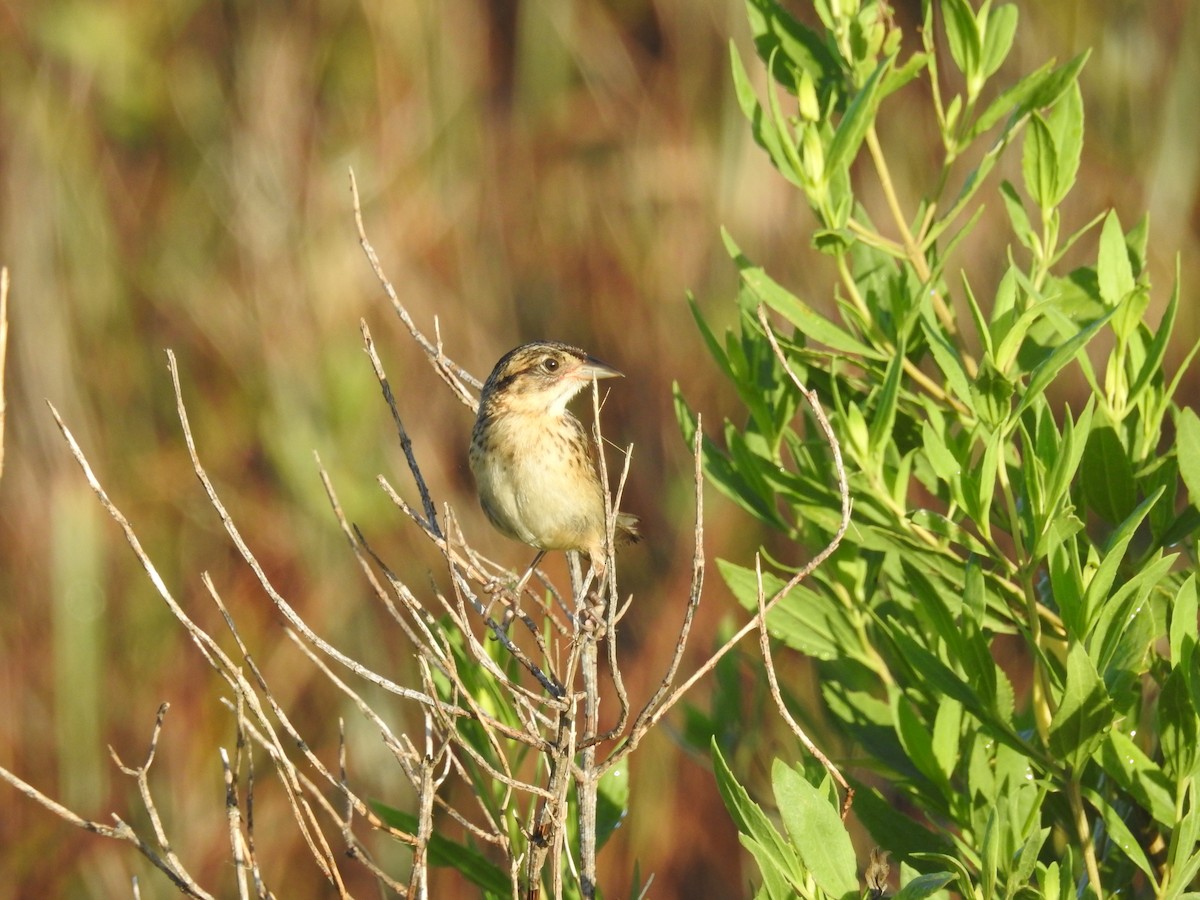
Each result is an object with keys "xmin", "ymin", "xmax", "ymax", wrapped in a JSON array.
[{"xmin": 577, "ymin": 597, "xmax": 608, "ymax": 637}]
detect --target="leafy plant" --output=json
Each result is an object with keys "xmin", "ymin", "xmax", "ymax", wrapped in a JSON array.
[{"xmin": 680, "ymin": 0, "xmax": 1200, "ymax": 896}]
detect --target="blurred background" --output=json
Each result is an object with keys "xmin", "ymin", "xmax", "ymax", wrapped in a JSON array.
[{"xmin": 0, "ymin": 0, "xmax": 1197, "ymax": 895}]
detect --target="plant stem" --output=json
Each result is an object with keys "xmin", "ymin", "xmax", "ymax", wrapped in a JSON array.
[
  {"xmin": 1066, "ymin": 779, "xmax": 1104, "ymax": 896},
  {"xmin": 578, "ymin": 632, "xmax": 599, "ymax": 899},
  {"xmin": 865, "ymin": 124, "xmax": 978, "ymax": 377}
]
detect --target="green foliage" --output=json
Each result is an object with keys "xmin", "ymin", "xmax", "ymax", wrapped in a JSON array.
[{"xmin": 685, "ymin": 0, "xmax": 1200, "ymax": 896}]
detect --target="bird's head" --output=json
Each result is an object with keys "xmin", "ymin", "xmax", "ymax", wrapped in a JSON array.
[{"xmin": 479, "ymin": 341, "xmax": 623, "ymax": 417}]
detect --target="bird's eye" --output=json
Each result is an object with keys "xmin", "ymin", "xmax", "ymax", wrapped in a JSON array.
[{"xmin": 542, "ymin": 357, "xmax": 560, "ymax": 373}]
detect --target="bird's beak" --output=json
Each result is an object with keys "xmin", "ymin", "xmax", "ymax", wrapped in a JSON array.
[{"xmin": 574, "ymin": 356, "xmax": 623, "ymax": 380}]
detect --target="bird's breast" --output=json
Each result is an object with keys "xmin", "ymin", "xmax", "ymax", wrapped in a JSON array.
[{"xmin": 470, "ymin": 411, "xmax": 605, "ymax": 552}]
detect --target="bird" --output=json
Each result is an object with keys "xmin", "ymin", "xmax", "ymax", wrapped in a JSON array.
[{"xmin": 469, "ymin": 341, "xmax": 639, "ymax": 597}]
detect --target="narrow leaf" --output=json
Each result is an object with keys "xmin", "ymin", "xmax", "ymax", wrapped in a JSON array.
[
  {"xmin": 723, "ymin": 230, "xmax": 879, "ymax": 358},
  {"xmin": 773, "ymin": 762, "xmax": 859, "ymax": 897},
  {"xmin": 1176, "ymin": 406, "xmax": 1200, "ymax": 506},
  {"xmin": 370, "ymin": 803, "xmax": 510, "ymax": 894},
  {"xmin": 826, "ymin": 58, "xmax": 890, "ymax": 178},
  {"xmin": 1097, "ymin": 210, "xmax": 1135, "ymax": 306},
  {"xmin": 1013, "ymin": 307, "xmax": 1116, "ymax": 420}
]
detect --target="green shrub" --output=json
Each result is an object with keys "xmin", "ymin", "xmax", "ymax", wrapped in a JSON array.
[{"xmin": 679, "ymin": 1, "xmax": 1200, "ymax": 896}]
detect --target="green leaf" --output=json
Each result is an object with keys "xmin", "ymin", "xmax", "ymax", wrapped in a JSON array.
[
  {"xmin": 1079, "ymin": 423, "xmax": 1135, "ymax": 524},
  {"xmin": 1164, "ymin": 783, "xmax": 1200, "ymax": 899},
  {"xmin": 931, "ymin": 697, "xmax": 963, "ymax": 783},
  {"xmin": 717, "ymin": 559, "xmax": 859, "ymax": 662},
  {"xmin": 825, "ymin": 57, "xmax": 889, "ymax": 179},
  {"xmin": 712, "ymin": 741, "xmax": 805, "ymax": 886},
  {"xmin": 979, "ymin": 3, "xmax": 1018, "ymax": 80},
  {"xmin": 723, "ymin": 230, "xmax": 880, "ymax": 358},
  {"xmin": 1158, "ymin": 665, "xmax": 1199, "ymax": 781},
  {"xmin": 852, "ymin": 785, "xmax": 956, "ymax": 860},
  {"xmin": 1046, "ymin": 81, "xmax": 1083, "ymax": 205},
  {"xmin": 763, "ymin": 46, "xmax": 810, "ymax": 185},
  {"xmin": 1171, "ymin": 574, "xmax": 1198, "ymax": 667},
  {"xmin": 969, "ymin": 426, "xmax": 1003, "ymax": 539},
  {"xmin": 961, "ymin": 271, "xmax": 995, "ymax": 358},
  {"xmin": 1043, "ymin": 397, "xmax": 1093, "ymax": 523},
  {"xmin": 1087, "ymin": 550, "xmax": 1172, "ymax": 685},
  {"xmin": 941, "ymin": 0, "xmax": 981, "ymax": 81},
  {"xmin": 1082, "ymin": 786, "xmax": 1161, "ymax": 885},
  {"xmin": 1000, "ymin": 180, "xmax": 1037, "ymax": 251},
  {"xmin": 773, "ymin": 762, "xmax": 859, "ymax": 897},
  {"xmin": 370, "ymin": 802, "xmax": 510, "ymax": 895},
  {"xmin": 910, "ymin": 510, "xmax": 988, "ymax": 555},
  {"xmin": 1127, "ymin": 267, "xmax": 1178, "ymax": 407},
  {"xmin": 596, "ymin": 761, "xmax": 629, "ymax": 850},
  {"xmin": 1177, "ymin": 406, "xmax": 1200, "ymax": 506},
  {"xmin": 1011, "ymin": 826, "xmax": 1050, "ymax": 891},
  {"xmin": 1022, "ymin": 113, "xmax": 1057, "ymax": 211},
  {"xmin": 892, "ymin": 690, "xmax": 950, "ymax": 792},
  {"xmin": 886, "ymin": 627, "xmax": 1024, "ymax": 752},
  {"xmin": 1040, "ymin": 861, "xmax": 1062, "ymax": 900},
  {"xmin": 674, "ymin": 387, "xmax": 788, "ymax": 529},
  {"xmin": 868, "ymin": 344, "xmax": 905, "ymax": 463},
  {"xmin": 972, "ymin": 51, "xmax": 1090, "ymax": 139},
  {"xmin": 1047, "ymin": 642, "xmax": 1114, "ymax": 771},
  {"xmin": 1097, "ymin": 210, "xmax": 1135, "ymax": 306},
  {"xmin": 921, "ymin": 419, "xmax": 962, "ymax": 483},
  {"xmin": 730, "ymin": 42, "xmax": 804, "ymax": 190},
  {"xmin": 880, "ymin": 50, "xmax": 930, "ymax": 101},
  {"xmin": 741, "ymin": 835, "xmax": 800, "ymax": 899},
  {"xmin": 1013, "ymin": 306, "xmax": 1115, "ymax": 421},
  {"xmin": 1079, "ymin": 491, "xmax": 1160, "ymax": 636},
  {"xmin": 920, "ymin": 312, "xmax": 975, "ymax": 411},
  {"xmin": 1095, "ymin": 729, "xmax": 1176, "ymax": 828},
  {"xmin": 1049, "ymin": 540, "xmax": 1085, "ymax": 640},
  {"xmin": 745, "ymin": 0, "xmax": 841, "ymax": 87},
  {"xmin": 893, "ymin": 872, "xmax": 956, "ymax": 899},
  {"xmin": 688, "ymin": 295, "xmax": 735, "ymax": 383}
]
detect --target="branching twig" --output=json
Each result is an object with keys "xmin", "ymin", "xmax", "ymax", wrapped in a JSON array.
[
  {"xmin": 361, "ymin": 320, "xmax": 442, "ymax": 537},
  {"xmin": 0, "ymin": 713, "xmax": 217, "ymax": 900},
  {"xmin": 348, "ymin": 169, "xmax": 479, "ymax": 408},
  {"xmin": 603, "ymin": 420, "xmax": 706, "ymax": 766},
  {"xmin": 613, "ymin": 305, "xmax": 851, "ymax": 762},
  {"xmin": 753, "ymin": 557, "xmax": 854, "ymax": 817}
]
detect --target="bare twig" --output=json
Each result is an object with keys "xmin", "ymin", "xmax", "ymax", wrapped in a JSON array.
[
  {"xmin": 348, "ymin": 169, "xmax": 479, "ymax": 408},
  {"xmin": 314, "ymin": 451, "xmax": 428, "ymax": 649},
  {"xmin": 602, "ymin": 419, "xmax": 706, "ymax": 766},
  {"xmin": 753, "ymin": 556, "xmax": 854, "ymax": 817},
  {"xmin": 165, "ymin": 349, "xmax": 462, "ymax": 713},
  {"xmin": 0, "ymin": 714, "xmax": 217, "ymax": 900},
  {"xmin": 613, "ymin": 304, "xmax": 851, "ymax": 759},
  {"xmin": 219, "ymin": 748, "xmax": 252, "ymax": 900},
  {"xmin": 361, "ymin": 320, "xmax": 442, "ymax": 536}
]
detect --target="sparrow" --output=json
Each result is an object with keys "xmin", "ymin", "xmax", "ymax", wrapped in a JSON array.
[{"xmin": 469, "ymin": 341, "xmax": 639, "ymax": 594}]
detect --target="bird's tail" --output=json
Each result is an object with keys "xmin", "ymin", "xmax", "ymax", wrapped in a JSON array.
[{"xmin": 615, "ymin": 511, "xmax": 641, "ymax": 544}]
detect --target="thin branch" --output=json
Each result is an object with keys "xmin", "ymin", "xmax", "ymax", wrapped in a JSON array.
[
  {"xmin": 615, "ymin": 305, "xmax": 851, "ymax": 754},
  {"xmin": 314, "ymin": 451, "xmax": 428, "ymax": 650},
  {"xmin": 753, "ymin": 556, "xmax": 853, "ymax": 817},
  {"xmin": 219, "ymin": 748, "xmax": 252, "ymax": 900},
  {"xmin": 598, "ymin": 420, "xmax": 705, "ymax": 764},
  {"xmin": 200, "ymin": 582, "xmax": 350, "ymax": 894},
  {"xmin": 164, "ymin": 349, "xmax": 455, "ymax": 711},
  {"xmin": 361, "ymin": 319, "xmax": 441, "ymax": 537},
  {"xmin": 348, "ymin": 168, "xmax": 479, "ymax": 407},
  {"xmin": 0, "ymin": 715, "xmax": 217, "ymax": 900}
]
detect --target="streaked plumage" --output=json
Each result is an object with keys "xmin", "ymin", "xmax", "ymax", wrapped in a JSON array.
[{"xmin": 469, "ymin": 341, "xmax": 638, "ymax": 588}]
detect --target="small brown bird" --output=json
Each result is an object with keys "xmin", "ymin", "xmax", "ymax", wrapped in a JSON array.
[{"xmin": 469, "ymin": 341, "xmax": 639, "ymax": 594}]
